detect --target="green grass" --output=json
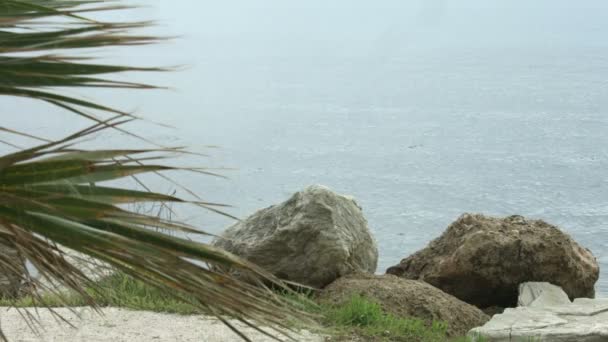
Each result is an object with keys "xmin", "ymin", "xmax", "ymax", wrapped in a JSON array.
[
  {"xmin": 321, "ymin": 294, "xmax": 449, "ymax": 342},
  {"xmin": 4, "ymin": 273, "xmax": 489, "ymax": 341},
  {"xmin": 3, "ymin": 273, "xmax": 201, "ymax": 315}
]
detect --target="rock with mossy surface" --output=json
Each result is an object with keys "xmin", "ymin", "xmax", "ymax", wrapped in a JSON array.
[
  {"xmin": 212, "ymin": 185, "xmax": 378, "ymax": 289},
  {"xmin": 386, "ymin": 213, "xmax": 599, "ymax": 309},
  {"xmin": 317, "ymin": 273, "xmax": 490, "ymax": 337}
]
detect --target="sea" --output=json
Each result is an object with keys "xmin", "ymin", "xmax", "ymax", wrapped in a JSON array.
[{"xmin": 3, "ymin": 1, "xmax": 607, "ymax": 296}]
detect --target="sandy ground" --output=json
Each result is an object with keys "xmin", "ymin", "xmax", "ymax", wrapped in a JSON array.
[
  {"xmin": 15, "ymin": 249, "xmax": 324, "ymax": 341},
  {"xmin": 0, "ymin": 307, "xmax": 324, "ymax": 342}
]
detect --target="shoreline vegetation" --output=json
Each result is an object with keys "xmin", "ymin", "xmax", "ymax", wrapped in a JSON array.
[{"xmin": 2, "ymin": 272, "xmax": 479, "ymax": 342}]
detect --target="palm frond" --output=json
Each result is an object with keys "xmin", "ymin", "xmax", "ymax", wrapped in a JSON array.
[
  {"xmin": 0, "ymin": 0, "xmax": 163, "ymax": 125},
  {"xmin": 0, "ymin": 1, "xmax": 316, "ymax": 341},
  {"xmin": 0, "ymin": 122, "xmax": 315, "ymax": 341}
]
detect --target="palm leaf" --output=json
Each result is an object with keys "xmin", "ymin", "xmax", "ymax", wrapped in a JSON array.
[
  {"xmin": 0, "ymin": 1, "xmax": 316, "ymax": 341},
  {"xmin": 0, "ymin": 0, "xmax": 162, "ymax": 127}
]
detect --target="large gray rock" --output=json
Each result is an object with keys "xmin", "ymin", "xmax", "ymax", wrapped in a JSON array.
[
  {"xmin": 468, "ymin": 298, "xmax": 608, "ymax": 341},
  {"xmin": 212, "ymin": 185, "xmax": 378, "ymax": 288},
  {"xmin": 0, "ymin": 236, "xmax": 25, "ymax": 298},
  {"xmin": 518, "ymin": 282, "xmax": 571, "ymax": 308},
  {"xmin": 386, "ymin": 214, "xmax": 599, "ymax": 308},
  {"xmin": 318, "ymin": 273, "xmax": 490, "ymax": 337}
]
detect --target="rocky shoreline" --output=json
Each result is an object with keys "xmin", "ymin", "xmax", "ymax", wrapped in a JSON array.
[
  {"xmin": 470, "ymin": 282, "xmax": 608, "ymax": 341},
  {"xmin": 2, "ymin": 184, "xmax": 604, "ymax": 341},
  {"xmin": 213, "ymin": 184, "xmax": 604, "ymax": 341}
]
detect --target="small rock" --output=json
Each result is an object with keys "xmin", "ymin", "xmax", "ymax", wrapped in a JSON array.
[
  {"xmin": 518, "ymin": 282, "xmax": 571, "ymax": 308},
  {"xmin": 468, "ymin": 299, "xmax": 608, "ymax": 341}
]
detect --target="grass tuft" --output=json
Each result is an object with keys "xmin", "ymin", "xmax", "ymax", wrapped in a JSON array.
[
  {"xmin": 322, "ymin": 294, "xmax": 449, "ymax": 341},
  {"xmin": 3, "ymin": 273, "xmax": 201, "ymax": 315}
]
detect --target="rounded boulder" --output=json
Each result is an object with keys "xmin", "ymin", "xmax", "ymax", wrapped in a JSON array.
[
  {"xmin": 212, "ymin": 185, "xmax": 378, "ymax": 289},
  {"xmin": 386, "ymin": 214, "xmax": 599, "ymax": 308},
  {"xmin": 318, "ymin": 273, "xmax": 490, "ymax": 337}
]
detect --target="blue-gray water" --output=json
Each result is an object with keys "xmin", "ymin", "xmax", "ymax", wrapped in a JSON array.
[
  {"xmin": 3, "ymin": 1, "xmax": 607, "ymax": 296},
  {"xmin": 180, "ymin": 49, "xmax": 608, "ymax": 297}
]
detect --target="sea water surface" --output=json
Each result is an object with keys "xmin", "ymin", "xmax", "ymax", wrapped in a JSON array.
[
  {"xmin": 3, "ymin": 1, "xmax": 607, "ymax": 295},
  {"xmin": 180, "ymin": 48, "xmax": 608, "ymax": 296}
]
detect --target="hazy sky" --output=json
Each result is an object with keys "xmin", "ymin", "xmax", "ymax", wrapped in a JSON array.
[
  {"xmin": 140, "ymin": 0, "xmax": 608, "ymax": 48},
  {"xmin": 6, "ymin": 0, "xmax": 608, "ymax": 147}
]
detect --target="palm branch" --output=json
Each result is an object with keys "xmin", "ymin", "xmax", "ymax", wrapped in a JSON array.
[{"xmin": 0, "ymin": 1, "xmax": 313, "ymax": 341}]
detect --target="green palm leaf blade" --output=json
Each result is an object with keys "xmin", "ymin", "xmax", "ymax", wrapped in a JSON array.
[
  {"xmin": 0, "ymin": 86, "xmax": 136, "ymax": 117},
  {"xmin": 0, "ymin": 26, "xmax": 158, "ymax": 52},
  {"xmin": 0, "ymin": 56, "xmax": 159, "ymax": 75},
  {"xmin": 39, "ymin": 148, "xmax": 184, "ymax": 162},
  {"xmin": 0, "ymin": 159, "xmax": 171, "ymax": 185},
  {"xmin": 20, "ymin": 184, "xmax": 188, "ymax": 204}
]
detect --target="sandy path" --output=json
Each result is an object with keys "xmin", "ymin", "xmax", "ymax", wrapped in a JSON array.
[{"xmin": 0, "ymin": 307, "xmax": 324, "ymax": 342}]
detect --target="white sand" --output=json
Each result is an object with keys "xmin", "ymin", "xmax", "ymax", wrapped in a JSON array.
[{"xmin": 0, "ymin": 307, "xmax": 324, "ymax": 342}]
